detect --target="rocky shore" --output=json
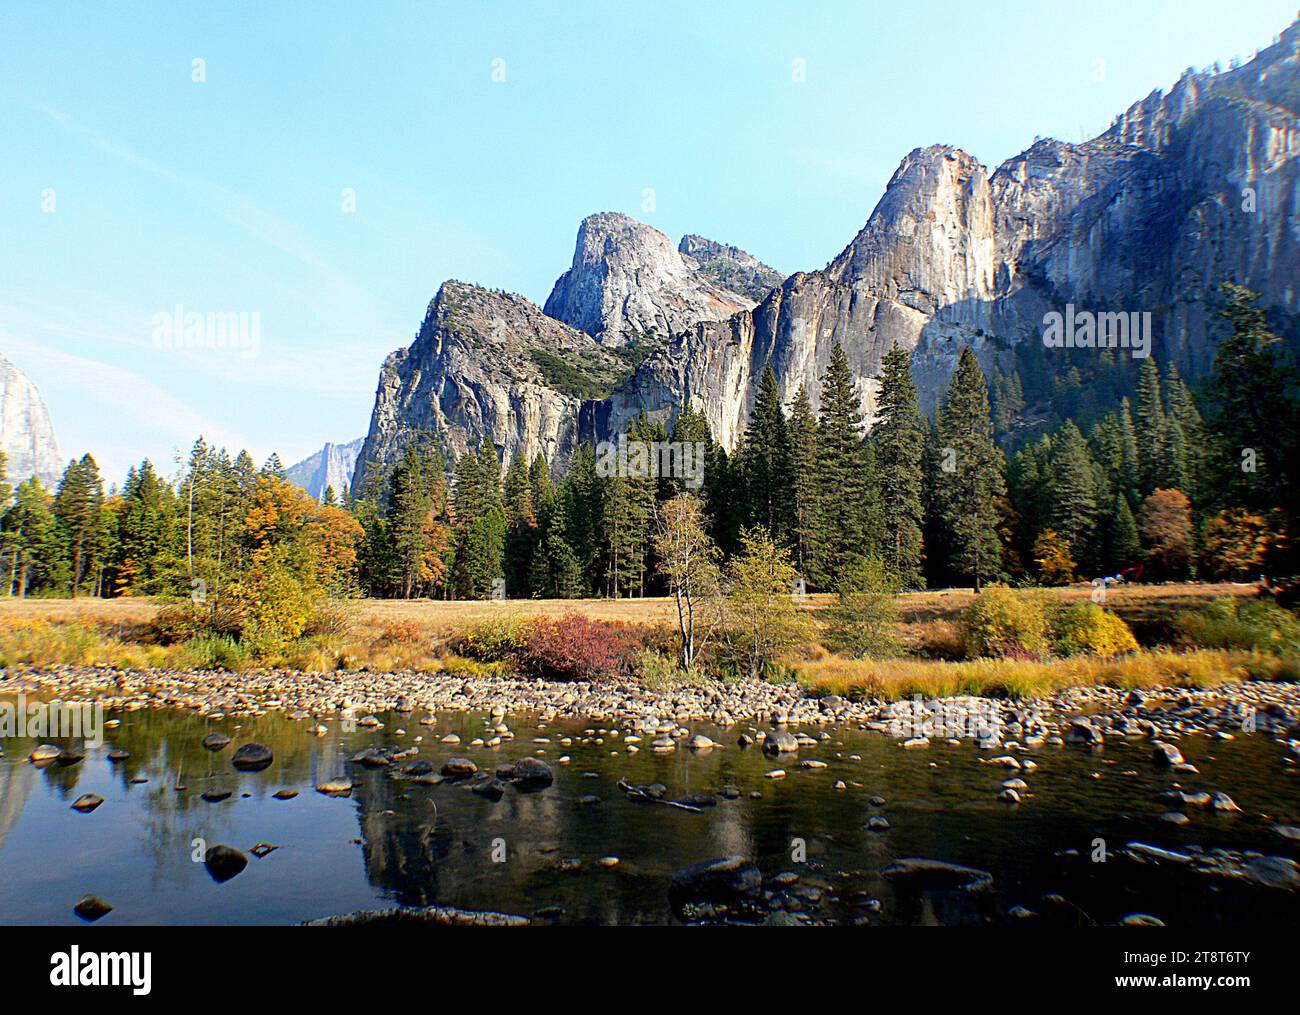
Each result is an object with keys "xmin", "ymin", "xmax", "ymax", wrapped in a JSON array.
[{"xmin": 3, "ymin": 663, "xmax": 1300, "ymax": 750}]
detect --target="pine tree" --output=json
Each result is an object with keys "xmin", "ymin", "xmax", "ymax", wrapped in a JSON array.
[
  {"xmin": 1, "ymin": 478, "xmax": 58, "ymax": 596},
  {"xmin": 737, "ymin": 364, "xmax": 791, "ymax": 537},
  {"xmin": 935, "ymin": 348, "xmax": 1005, "ymax": 592},
  {"xmin": 785, "ymin": 386, "xmax": 819, "ymax": 579},
  {"xmin": 53, "ymin": 454, "xmax": 104, "ymax": 597},
  {"xmin": 1161, "ymin": 363, "xmax": 1202, "ymax": 503},
  {"xmin": 812, "ymin": 344, "xmax": 872, "ymax": 587},
  {"xmin": 390, "ymin": 443, "xmax": 449, "ymax": 598},
  {"xmin": 1208, "ymin": 283, "xmax": 1292, "ymax": 509},
  {"xmin": 1134, "ymin": 357, "xmax": 1165, "ymax": 496},
  {"xmin": 1048, "ymin": 420, "xmax": 1098, "ymax": 569},
  {"xmin": 450, "ymin": 442, "xmax": 505, "ymax": 598},
  {"xmin": 872, "ymin": 344, "xmax": 926, "ymax": 587},
  {"xmin": 1111, "ymin": 492, "xmax": 1142, "ymax": 570},
  {"xmin": 503, "ymin": 454, "xmax": 538, "ymax": 597}
]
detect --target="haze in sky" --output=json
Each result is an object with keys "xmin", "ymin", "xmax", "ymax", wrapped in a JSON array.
[{"xmin": 1, "ymin": 0, "xmax": 1295, "ymax": 484}]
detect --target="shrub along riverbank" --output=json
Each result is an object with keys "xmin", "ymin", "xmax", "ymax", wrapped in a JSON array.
[{"xmin": 0, "ymin": 582, "xmax": 1295, "ymax": 702}]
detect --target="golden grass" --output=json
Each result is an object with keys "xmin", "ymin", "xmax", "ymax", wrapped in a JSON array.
[
  {"xmin": 796, "ymin": 648, "xmax": 1298, "ymax": 701},
  {"xmin": 0, "ymin": 582, "xmax": 1254, "ymax": 628},
  {"xmin": 0, "ymin": 583, "xmax": 1271, "ymax": 685}
]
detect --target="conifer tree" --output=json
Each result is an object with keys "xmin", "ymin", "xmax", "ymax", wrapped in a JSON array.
[
  {"xmin": 1134, "ymin": 357, "xmax": 1165, "ymax": 495},
  {"xmin": 812, "ymin": 344, "xmax": 871, "ymax": 587},
  {"xmin": 737, "ymin": 364, "xmax": 791, "ymax": 538},
  {"xmin": 872, "ymin": 344, "xmax": 925, "ymax": 587},
  {"xmin": 785, "ymin": 385, "xmax": 819, "ymax": 579},
  {"xmin": 1048, "ymin": 420, "xmax": 1097, "ymax": 569},
  {"xmin": 54, "ymin": 454, "xmax": 104, "ymax": 597},
  {"xmin": 935, "ymin": 348, "xmax": 1004, "ymax": 592}
]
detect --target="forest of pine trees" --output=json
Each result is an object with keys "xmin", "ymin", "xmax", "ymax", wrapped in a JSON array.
[{"xmin": 1, "ymin": 284, "xmax": 1295, "ymax": 603}]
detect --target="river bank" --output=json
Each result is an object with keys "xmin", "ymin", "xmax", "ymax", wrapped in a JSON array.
[{"xmin": 4, "ymin": 661, "xmax": 1300, "ymax": 750}]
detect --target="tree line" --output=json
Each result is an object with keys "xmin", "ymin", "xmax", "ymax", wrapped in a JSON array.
[{"xmin": 1, "ymin": 283, "xmax": 1294, "ymax": 603}]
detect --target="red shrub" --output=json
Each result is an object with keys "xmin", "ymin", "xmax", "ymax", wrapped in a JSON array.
[{"xmin": 520, "ymin": 613, "xmax": 641, "ymax": 681}]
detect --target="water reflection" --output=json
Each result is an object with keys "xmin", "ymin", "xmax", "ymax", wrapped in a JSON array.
[{"xmin": 1, "ymin": 696, "xmax": 1298, "ymax": 925}]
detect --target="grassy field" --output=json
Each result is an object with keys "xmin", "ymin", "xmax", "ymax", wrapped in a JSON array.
[
  {"xmin": 0, "ymin": 581, "xmax": 1256, "ymax": 631},
  {"xmin": 0, "ymin": 583, "xmax": 1280, "ymax": 700}
]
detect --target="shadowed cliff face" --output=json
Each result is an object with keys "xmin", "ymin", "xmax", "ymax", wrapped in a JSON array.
[
  {"xmin": 360, "ymin": 19, "xmax": 1299, "ymax": 477},
  {"xmin": 0, "ymin": 353, "xmax": 62, "ymax": 487}
]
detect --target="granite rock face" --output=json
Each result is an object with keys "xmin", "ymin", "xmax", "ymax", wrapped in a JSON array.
[
  {"xmin": 0, "ymin": 353, "xmax": 62, "ymax": 488},
  {"xmin": 360, "ymin": 20, "xmax": 1299, "ymax": 472},
  {"xmin": 354, "ymin": 280, "xmax": 627, "ymax": 489},
  {"xmin": 286, "ymin": 437, "xmax": 364, "ymax": 501},
  {"xmin": 543, "ymin": 212, "xmax": 781, "ymax": 348},
  {"xmin": 604, "ymin": 21, "xmax": 1300, "ymax": 439}
]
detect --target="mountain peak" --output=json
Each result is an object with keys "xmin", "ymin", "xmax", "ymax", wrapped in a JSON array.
[{"xmin": 544, "ymin": 212, "xmax": 776, "ymax": 347}]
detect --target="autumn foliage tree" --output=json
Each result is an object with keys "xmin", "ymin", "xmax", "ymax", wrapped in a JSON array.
[{"xmin": 1138, "ymin": 488, "xmax": 1193, "ymax": 579}]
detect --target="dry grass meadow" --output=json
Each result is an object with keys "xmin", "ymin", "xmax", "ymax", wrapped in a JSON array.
[{"xmin": 0, "ymin": 582, "xmax": 1281, "ymax": 700}]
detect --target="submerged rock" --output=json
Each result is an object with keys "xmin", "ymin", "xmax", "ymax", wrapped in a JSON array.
[
  {"xmin": 71, "ymin": 793, "xmax": 104, "ymax": 813},
  {"xmin": 881, "ymin": 858, "xmax": 994, "ymax": 891},
  {"xmin": 73, "ymin": 895, "xmax": 113, "ymax": 922},
  {"xmin": 763, "ymin": 730, "xmax": 799, "ymax": 754},
  {"xmin": 501, "ymin": 756, "xmax": 554, "ymax": 790},
  {"xmin": 204, "ymin": 844, "xmax": 248, "ymax": 883},
  {"xmin": 669, "ymin": 856, "xmax": 763, "ymax": 914},
  {"xmin": 303, "ymin": 905, "xmax": 530, "ymax": 926},
  {"xmin": 1152, "ymin": 741, "xmax": 1185, "ymax": 767},
  {"xmin": 202, "ymin": 732, "xmax": 231, "ymax": 751},
  {"xmin": 231, "ymin": 742, "xmax": 274, "ymax": 771}
]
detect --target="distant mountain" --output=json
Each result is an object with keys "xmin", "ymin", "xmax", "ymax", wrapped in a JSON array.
[
  {"xmin": 286, "ymin": 437, "xmax": 364, "ymax": 501},
  {"xmin": 0, "ymin": 353, "xmax": 62, "ymax": 488},
  {"xmin": 356, "ymin": 18, "xmax": 1300, "ymax": 477}
]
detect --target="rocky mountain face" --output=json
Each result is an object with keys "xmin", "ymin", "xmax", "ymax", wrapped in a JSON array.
[
  {"xmin": 543, "ymin": 212, "xmax": 780, "ymax": 348},
  {"xmin": 0, "ymin": 353, "xmax": 62, "ymax": 488},
  {"xmin": 359, "ymin": 19, "xmax": 1299, "ymax": 478},
  {"xmin": 287, "ymin": 437, "xmax": 364, "ymax": 501},
  {"xmin": 604, "ymin": 20, "xmax": 1299, "ymax": 438},
  {"xmin": 354, "ymin": 280, "xmax": 629, "ymax": 490}
]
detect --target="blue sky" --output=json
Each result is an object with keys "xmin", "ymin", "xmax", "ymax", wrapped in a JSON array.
[{"xmin": 1, "ymin": 0, "xmax": 1295, "ymax": 485}]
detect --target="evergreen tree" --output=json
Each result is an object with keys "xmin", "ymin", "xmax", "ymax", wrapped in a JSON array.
[
  {"xmin": 1048, "ymin": 420, "xmax": 1097, "ymax": 569},
  {"xmin": 935, "ymin": 348, "xmax": 1005, "ymax": 591},
  {"xmin": 1134, "ymin": 357, "xmax": 1165, "ymax": 495},
  {"xmin": 1206, "ymin": 283, "xmax": 1293, "ymax": 511},
  {"xmin": 785, "ymin": 386, "xmax": 819, "ymax": 579},
  {"xmin": 53, "ymin": 454, "xmax": 104, "ymax": 597},
  {"xmin": 503, "ymin": 454, "xmax": 538, "ymax": 596},
  {"xmin": 871, "ymin": 344, "xmax": 925, "ymax": 587},
  {"xmin": 812, "ymin": 344, "xmax": 872, "ymax": 587},
  {"xmin": 1, "ymin": 478, "xmax": 58, "ymax": 596},
  {"xmin": 737, "ymin": 364, "xmax": 791, "ymax": 537}
]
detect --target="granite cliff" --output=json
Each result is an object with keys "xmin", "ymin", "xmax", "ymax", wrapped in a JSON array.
[{"xmin": 358, "ymin": 19, "xmax": 1299, "ymax": 483}]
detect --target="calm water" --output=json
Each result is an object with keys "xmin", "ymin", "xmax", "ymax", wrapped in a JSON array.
[{"xmin": 2, "ymin": 698, "xmax": 1299, "ymax": 925}]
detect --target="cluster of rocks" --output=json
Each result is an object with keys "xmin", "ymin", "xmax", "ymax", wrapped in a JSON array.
[{"xmin": 9, "ymin": 665, "xmax": 1300, "ymax": 751}]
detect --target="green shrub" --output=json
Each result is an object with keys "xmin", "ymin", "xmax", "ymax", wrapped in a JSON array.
[
  {"xmin": 1053, "ymin": 603, "xmax": 1139, "ymax": 657},
  {"xmin": 174, "ymin": 634, "xmax": 250, "ymax": 672},
  {"xmin": 632, "ymin": 648, "xmax": 707, "ymax": 690},
  {"xmin": 959, "ymin": 584, "xmax": 1050, "ymax": 659},
  {"xmin": 823, "ymin": 556, "xmax": 902, "ymax": 658},
  {"xmin": 449, "ymin": 615, "xmax": 528, "ymax": 662},
  {"xmin": 1175, "ymin": 597, "xmax": 1300, "ymax": 655}
]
